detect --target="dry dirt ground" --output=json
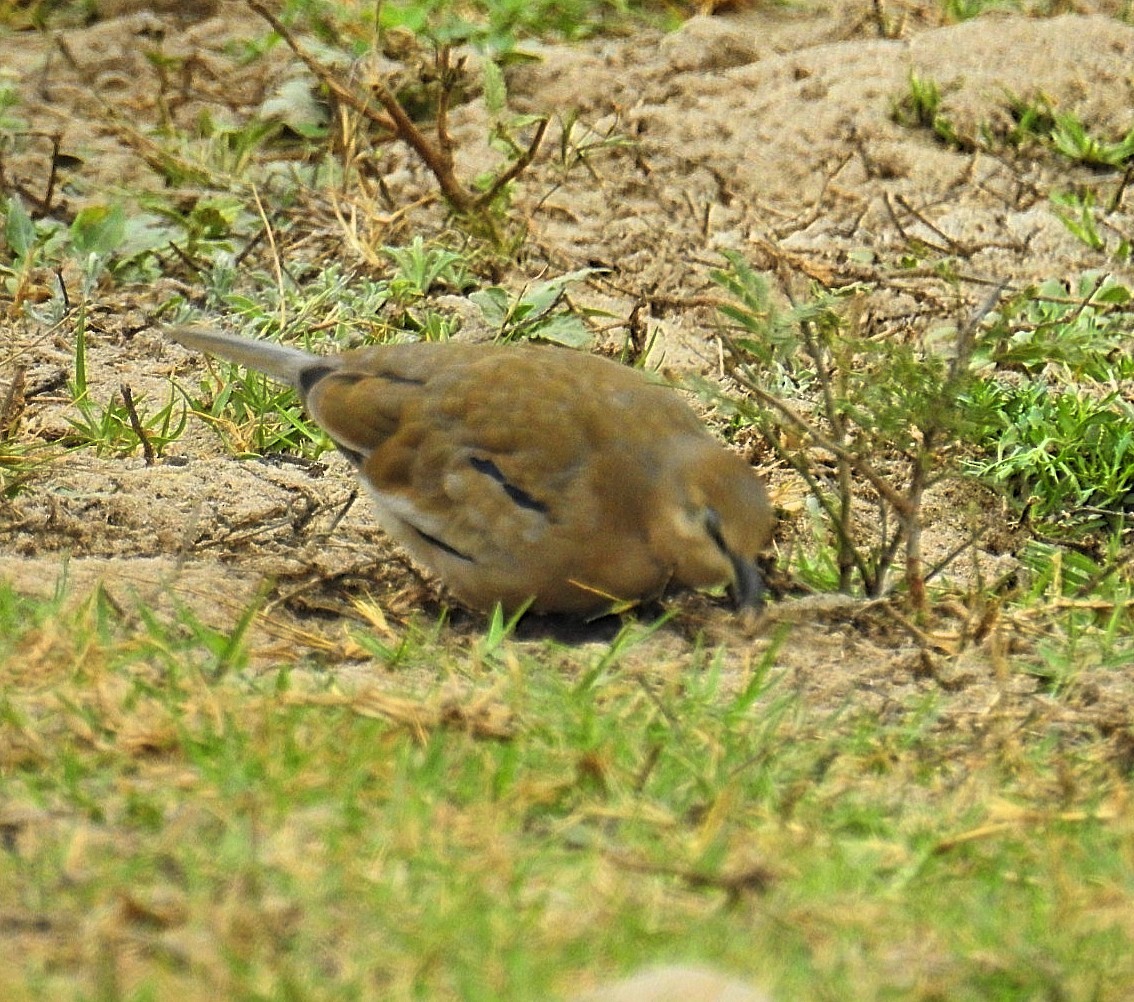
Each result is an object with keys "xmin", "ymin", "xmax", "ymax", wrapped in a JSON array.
[{"xmin": 1, "ymin": 2, "xmax": 1133, "ymax": 753}]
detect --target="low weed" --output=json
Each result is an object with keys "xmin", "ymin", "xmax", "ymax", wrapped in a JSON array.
[
  {"xmin": 706, "ymin": 251, "xmax": 985, "ymax": 607},
  {"xmin": 61, "ymin": 310, "xmax": 187, "ymax": 459},
  {"xmin": 965, "ymin": 274, "xmax": 1134, "ymax": 532},
  {"xmin": 471, "ymin": 268, "xmax": 608, "ymax": 347},
  {"xmin": 895, "ymin": 81, "xmax": 1134, "ymax": 198},
  {"xmin": 890, "ymin": 73, "xmax": 968, "ymax": 150},
  {"xmin": 178, "ymin": 355, "xmax": 328, "ymax": 458},
  {"xmin": 707, "ymin": 254, "xmax": 1134, "ymax": 606},
  {"xmin": 1049, "ymin": 113, "xmax": 1134, "ymax": 169},
  {"xmin": 384, "ymin": 235, "xmax": 475, "ymax": 302},
  {"xmin": 967, "ymin": 380, "xmax": 1134, "ymax": 527}
]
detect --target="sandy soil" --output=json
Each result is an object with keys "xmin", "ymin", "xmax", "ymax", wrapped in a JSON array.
[{"xmin": 1, "ymin": 1, "xmax": 1132, "ymax": 756}]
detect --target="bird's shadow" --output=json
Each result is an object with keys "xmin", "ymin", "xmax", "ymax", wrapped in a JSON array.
[
  {"xmin": 513, "ymin": 611, "xmax": 633, "ymax": 644},
  {"xmin": 443, "ymin": 606, "xmax": 633, "ymax": 645},
  {"xmin": 444, "ymin": 595, "xmax": 733, "ymax": 646}
]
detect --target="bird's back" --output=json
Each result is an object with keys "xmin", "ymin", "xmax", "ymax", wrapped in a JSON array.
[{"xmin": 310, "ymin": 344, "xmax": 708, "ymax": 612}]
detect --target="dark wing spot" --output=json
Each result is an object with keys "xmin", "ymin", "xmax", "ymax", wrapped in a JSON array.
[
  {"xmin": 469, "ymin": 456, "xmax": 549, "ymax": 514},
  {"xmin": 704, "ymin": 507, "xmax": 725, "ymax": 551},
  {"xmin": 414, "ymin": 526, "xmax": 473, "ymax": 562},
  {"xmin": 378, "ymin": 370, "xmax": 427, "ymax": 386}
]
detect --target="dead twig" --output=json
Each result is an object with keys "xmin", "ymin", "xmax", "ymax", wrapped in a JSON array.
[
  {"xmin": 0, "ymin": 367, "xmax": 27, "ymax": 441},
  {"xmin": 247, "ymin": 0, "xmax": 475, "ymax": 212},
  {"xmin": 245, "ymin": 1, "xmax": 548, "ymax": 232},
  {"xmin": 475, "ymin": 117, "xmax": 550, "ymax": 211},
  {"xmin": 287, "ymin": 688, "xmax": 515, "ymax": 741},
  {"xmin": 893, "ymin": 193, "xmax": 973, "ymax": 257},
  {"xmin": 600, "ymin": 846, "xmax": 774, "ymax": 904},
  {"xmin": 1106, "ymin": 161, "xmax": 1132, "ymax": 213},
  {"xmin": 119, "ymin": 385, "xmax": 155, "ymax": 466}
]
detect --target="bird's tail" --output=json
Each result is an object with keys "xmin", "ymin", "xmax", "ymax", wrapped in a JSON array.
[{"xmin": 167, "ymin": 326, "xmax": 322, "ymax": 386}]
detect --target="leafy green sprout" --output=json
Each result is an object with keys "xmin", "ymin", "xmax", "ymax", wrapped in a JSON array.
[
  {"xmin": 62, "ymin": 309, "xmax": 188, "ymax": 458},
  {"xmin": 471, "ymin": 268, "xmax": 610, "ymax": 348},
  {"xmin": 1050, "ymin": 190, "xmax": 1109, "ymax": 253},
  {"xmin": 996, "ymin": 92, "xmax": 1058, "ymax": 148},
  {"xmin": 977, "ymin": 274, "xmax": 1134, "ymax": 379},
  {"xmin": 3, "ymin": 194, "xmax": 250, "ymax": 306},
  {"xmin": 963, "ymin": 380, "xmax": 1134, "ymax": 528},
  {"xmin": 383, "ymin": 235, "xmax": 474, "ymax": 302},
  {"xmin": 1049, "ymin": 113, "xmax": 1134, "ymax": 169},
  {"xmin": 891, "ymin": 73, "xmax": 966, "ymax": 149},
  {"xmin": 954, "ymin": 275, "xmax": 1134, "ymax": 568},
  {"xmin": 180, "ymin": 359, "xmax": 329, "ymax": 459}
]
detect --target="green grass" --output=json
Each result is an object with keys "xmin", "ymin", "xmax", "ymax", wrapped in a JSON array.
[
  {"xmin": 1, "ymin": 581, "xmax": 1132, "ymax": 1001},
  {"xmin": 2, "ymin": 1, "xmax": 1134, "ymax": 999}
]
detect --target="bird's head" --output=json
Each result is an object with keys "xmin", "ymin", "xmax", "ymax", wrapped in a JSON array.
[{"xmin": 653, "ymin": 441, "xmax": 776, "ymax": 608}]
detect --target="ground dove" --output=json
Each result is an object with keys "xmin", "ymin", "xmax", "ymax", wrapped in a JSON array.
[{"xmin": 167, "ymin": 327, "xmax": 775, "ymax": 616}]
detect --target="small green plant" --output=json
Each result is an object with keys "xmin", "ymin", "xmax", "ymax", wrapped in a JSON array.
[
  {"xmin": 2, "ymin": 196, "xmax": 179, "ymax": 306},
  {"xmin": 708, "ymin": 251, "xmax": 991, "ymax": 608},
  {"xmin": 64, "ymin": 312, "xmax": 188, "ymax": 457},
  {"xmin": 553, "ymin": 108, "xmax": 635, "ymax": 181},
  {"xmin": 977, "ymin": 274, "xmax": 1133, "ymax": 378},
  {"xmin": 891, "ymin": 73, "xmax": 968, "ymax": 149},
  {"xmin": 65, "ymin": 387, "xmax": 188, "ymax": 459},
  {"xmin": 990, "ymin": 96, "xmax": 1134, "ymax": 180},
  {"xmin": 181, "ymin": 360, "xmax": 327, "ymax": 458},
  {"xmin": 384, "ymin": 235, "xmax": 473, "ymax": 302},
  {"xmin": 961, "ymin": 275, "xmax": 1134, "ymax": 533},
  {"xmin": 1049, "ymin": 112, "xmax": 1134, "ymax": 168},
  {"xmin": 190, "ymin": 111, "xmax": 288, "ymax": 176},
  {"xmin": 69, "ymin": 202, "xmax": 127, "ymax": 294},
  {"xmin": 471, "ymin": 268, "xmax": 607, "ymax": 347},
  {"xmin": 999, "ymin": 92, "xmax": 1058, "ymax": 147},
  {"xmin": 217, "ymin": 264, "xmax": 393, "ymax": 338},
  {"xmin": 1049, "ymin": 191, "xmax": 1131, "ymax": 261},
  {"xmin": 1051, "ymin": 190, "xmax": 1109, "ymax": 252},
  {"xmin": 1, "ymin": 195, "xmax": 48, "ymax": 309},
  {"xmin": 964, "ymin": 381, "xmax": 1134, "ymax": 528},
  {"xmin": 1019, "ymin": 538, "xmax": 1124, "ymax": 602},
  {"xmin": 142, "ymin": 194, "xmax": 257, "ymax": 263}
]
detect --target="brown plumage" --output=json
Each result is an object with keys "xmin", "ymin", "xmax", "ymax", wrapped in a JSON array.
[{"xmin": 167, "ymin": 326, "xmax": 775, "ymax": 616}]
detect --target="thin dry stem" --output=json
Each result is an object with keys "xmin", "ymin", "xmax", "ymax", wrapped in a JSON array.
[
  {"xmin": 475, "ymin": 117, "xmax": 551, "ymax": 210},
  {"xmin": 119, "ymin": 384, "xmax": 155, "ymax": 466},
  {"xmin": 0, "ymin": 366, "xmax": 27, "ymax": 440},
  {"xmin": 246, "ymin": 0, "xmax": 475, "ymax": 214}
]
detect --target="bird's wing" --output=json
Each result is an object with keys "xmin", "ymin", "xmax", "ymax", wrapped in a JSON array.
[{"xmin": 334, "ymin": 346, "xmax": 679, "ymax": 610}]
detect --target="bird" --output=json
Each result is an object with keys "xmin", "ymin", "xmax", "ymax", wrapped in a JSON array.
[{"xmin": 166, "ymin": 326, "xmax": 775, "ymax": 617}]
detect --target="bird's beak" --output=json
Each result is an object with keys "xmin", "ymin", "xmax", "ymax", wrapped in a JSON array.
[{"xmin": 729, "ymin": 553, "xmax": 765, "ymax": 610}]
